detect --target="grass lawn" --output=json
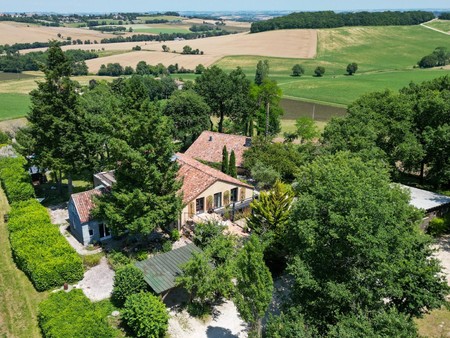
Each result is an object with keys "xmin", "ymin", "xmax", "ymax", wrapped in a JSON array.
[
  {"xmin": 416, "ymin": 306, "xmax": 450, "ymax": 337},
  {"xmin": 423, "ymin": 20, "xmax": 450, "ymax": 33},
  {"xmin": 0, "ymin": 93, "xmax": 31, "ymax": 121},
  {"xmin": 0, "ymin": 187, "xmax": 48, "ymax": 337},
  {"xmin": 215, "ymin": 25, "xmax": 450, "ymax": 105}
]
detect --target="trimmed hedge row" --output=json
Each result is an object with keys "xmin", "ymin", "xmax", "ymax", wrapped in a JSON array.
[
  {"xmin": 39, "ymin": 289, "xmax": 116, "ymax": 338},
  {"xmin": 0, "ymin": 157, "xmax": 35, "ymax": 203},
  {"xmin": 8, "ymin": 199, "xmax": 84, "ymax": 291}
]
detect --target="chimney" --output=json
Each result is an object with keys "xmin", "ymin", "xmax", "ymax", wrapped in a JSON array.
[
  {"xmin": 209, "ymin": 136, "xmax": 213, "ymax": 141},
  {"xmin": 244, "ymin": 137, "xmax": 252, "ymax": 147}
]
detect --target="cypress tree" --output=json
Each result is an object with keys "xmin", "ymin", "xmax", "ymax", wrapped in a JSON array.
[
  {"xmin": 229, "ymin": 150, "xmax": 237, "ymax": 178},
  {"xmin": 221, "ymin": 146, "xmax": 229, "ymax": 174}
]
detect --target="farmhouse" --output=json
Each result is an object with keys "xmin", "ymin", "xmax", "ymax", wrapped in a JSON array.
[
  {"xmin": 400, "ymin": 184, "xmax": 450, "ymax": 228},
  {"xmin": 68, "ymin": 152, "xmax": 255, "ymax": 245},
  {"xmin": 184, "ymin": 131, "xmax": 251, "ymax": 169}
]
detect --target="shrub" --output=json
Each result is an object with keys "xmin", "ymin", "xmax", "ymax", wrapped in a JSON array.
[
  {"xmin": 0, "ymin": 157, "xmax": 35, "ymax": 203},
  {"xmin": 0, "ymin": 130, "xmax": 10, "ymax": 144},
  {"xmin": 82, "ymin": 252, "xmax": 104, "ymax": 269},
  {"xmin": 39, "ymin": 289, "xmax": 116, "ymax": 338},
  {"xmin": 122, "ymin": 292, "xmax": 169, "ymax": 338},
  {"xmin": 107, "ymin": 250, "xmax": 132, "ymax": 270},
  {"xmin": 112, "ymin": 264, "xmax": 148, "ymax": 307},
  {"xmin": 162, "ymin": 240, "xmax": 172, "ymax": 253},
  {"xmin": 427, "ymin": 217, "xmax": 449, "ymax": 237},
  {"xmin": 171, "ymin": 229, "xmax": 180, "ymax": 241},
  {"xmin": 292, "ymin": 64, "xmax": 305, "ymax": 77},
  {"xmin": 7, "ymin": 199, "xmax": 84, "ymax": 291}
]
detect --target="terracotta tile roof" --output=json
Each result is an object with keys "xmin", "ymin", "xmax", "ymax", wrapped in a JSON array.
[
  {"xmin": 176, "ymin": 152, "xmax": 253, "ymax": 205},
  {"xmin": 71, "ymin": 189, "xmax": 103, "ymax": 224},
  {"xmin": 184, "ymin": 131, "xmax": 250, "ymax": 167}
]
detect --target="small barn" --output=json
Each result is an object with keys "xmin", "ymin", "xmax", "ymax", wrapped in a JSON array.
[{"xmin": 135, "ymin": 243, "xmax": 202, "ymax": 298}]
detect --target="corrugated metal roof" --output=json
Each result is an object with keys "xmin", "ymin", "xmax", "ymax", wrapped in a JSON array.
[{"xmin": 135, "ymin": 243, "xmax": 202, "ymax": 294}]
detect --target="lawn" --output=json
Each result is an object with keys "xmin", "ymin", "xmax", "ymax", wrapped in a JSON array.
[
  {"xmin": 423, "ymin": 19, "xmax": 450, "ymax": 33},
  {"xmin": 0, "ymin": 187, "xmax": 48, "ymax": 337},
  {"xmin": 0, "ymin": 93, "xmax": 31, "ymax": 120},
  {"xmin": 215, "ymin": 25, "xmax": 450, "ymax": 105},
  {"xmin": 416, "ymin": 306, "xmax": 450, "ymax": 337}
]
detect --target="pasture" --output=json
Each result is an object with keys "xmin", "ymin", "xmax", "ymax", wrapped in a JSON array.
[
  {"xmin": 0, "ymin": 94, "xmax": 31, "ymax": 121},
  {"xmin": 423, "ymin": 19, "xmax": 450, "ymax": 33}
]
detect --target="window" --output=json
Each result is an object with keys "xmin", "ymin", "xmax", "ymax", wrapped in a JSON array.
[
  {"xmin": 230, "ymin": 188, "xmax": 238, "ymax": 203},
  {"xmin": 214, "ymin": 192, "xmax": 222, "ymax": 208},
  {"xmin": 196, "ymin": 197, "xmax": 205, "ymax": 214},
  {"xmin": 98, "ymin": 223, "xmax": 111, "ymax": 238},
  {"xmin": 88, "ymin": 228, "xmax": 94, "ymax": 236}
]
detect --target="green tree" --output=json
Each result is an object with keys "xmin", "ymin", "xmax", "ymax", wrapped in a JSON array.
[
  {"xmin": 291, "ymin": 64, "xmax": 305, "ymax": 77},
  {"xmin": 221, "ymin": 146, "xmax": 229, "ymax": 174},
  {"xmin": 314, "ymin": 66, "xmax": 325, "ymax": 77},
  {"xmin": 255, "ymin": 78, "xmax": 282, "ymax": 138},
  {"xmin": 163, "ymin": 90, "xmax": 211, "ymax": 150},
  {"xmin": 250, "ymin": 161, "xmax": 281, "ymax": 190},
  {"xmin": 234, "ymin": 235, "xmax": 273, "ymax": 337},
  {"xmin": 195, "ymin": 64, "xmax": 205, "ymax": 74},
  {"xmin": 247, "ymin": 180, "xmax": 294, "ymax": 267},
  {"xmin": 287, "ymin": 152, "xmax": 449, "ymax": 332},
  {"xmin": 295, "ymin": 117, "xmax": 319, "ymax": 143},
  {"xmin": 27, "ymin": 41, "xmax": 88, "ymax": 195},
  {"xmin": 135, "ymin": 61, "xmax": 150, "ymax": 75},
  {"xmin": 228, "ymin": 150, "xmax": 237, "ymax": 178},
  {"xmin": 255, "ymin": 60, "xmax": 269, "ymax": 85},
  {"xmin": 346, "ymin": 62, "xmax": 358, "ymax": 75},
  {"xmin": 265, "ymin": 309, "xmax": 317, "ymax": 338},
  {"xmin": 94, "ymin": 104, "xmax": 182, "ymax": 237},
  {"xmin": 122, "ymin": 292, "xmax": 169, "ymax": 338},
  {"xmin": 111, "ymin": 264, "xmax": 148, "ymax": 307},
  {"xmin": 328, "ymin": 309, "xmax": 418, "ymax": 338}
]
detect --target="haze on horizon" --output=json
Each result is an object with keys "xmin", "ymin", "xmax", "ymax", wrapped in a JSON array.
[{"xmin": 1, "ymin": 0, "xmax": 450, "ymax": 13}]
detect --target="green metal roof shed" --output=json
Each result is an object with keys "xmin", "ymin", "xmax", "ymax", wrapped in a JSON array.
[{"xmin": 135, "ymin": 243, "xmax": 202, "ymax": 294}]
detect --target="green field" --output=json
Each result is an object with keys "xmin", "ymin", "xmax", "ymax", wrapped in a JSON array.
[
  {"xmin": 215, "ymin": 25, "xmax": 450, "ymax": 105},
  {"xmin": 0, "ymin": 93, "xmax": 31, "ymax": 121},
  {"xmin": 137, "ymin": 15, "xmax": 183, "ymax": 22},
  {"xmin": 423, "ymin": 19, "xmax": 450, "ymax": 33},
  {"xmin": 134, "ymin": 26, "xmax": 190, "ymax": 34}
]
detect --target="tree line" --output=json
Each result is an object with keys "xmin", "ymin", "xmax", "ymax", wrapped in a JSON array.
[
  {"xmin": 250, "ymin": 10, "xmax": 435, "ymax": 33},
  {"xmin": 418, "ymin": 47, "xmax": 450, "ymax": 68},
  {"xmin": 0, "ymin": 49, "xmax": 97, "ymax": 74}
]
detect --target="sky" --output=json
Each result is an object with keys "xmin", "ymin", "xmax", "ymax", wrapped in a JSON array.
[{"xmin": 0, "ymin": 0, "xmax": 449, "ymax": 13}]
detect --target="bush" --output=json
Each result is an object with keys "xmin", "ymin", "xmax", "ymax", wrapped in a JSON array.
[
  {"xmin": 82, "ymin": 252, "xmax": 104, "ymax": 269},
  {"xmin": 123, "ymin": 292, "xmax": 169, "ymax": 338},
  {"xmin": 8, "ymin": 199, "xmax": 84, "ymax": 291},
  {"xmin": 0, "ymin": 130, "xmax": 9, "ymax": 144},
  {"xmin": 171, "ymin": 229, "xmax": 180, "ymax": 241},
  {"xmin": 162, "ymin": 240, "xmax": 172, "ymax": 253},
  {"xmin": 39, "ymin": 289, "xmax": 116, "ymax": 338},
  {"xmin": 427, "ymin": 217, "xmax": 449, "ymax": 237},
  {"xmin": 292, "ymin": 64, "xmax": 305, "ymax": 77},
  {"xmin": 112, "ymin": 264, "xmax": 148, "ymax": 307},
  {"xmin": 346, "ymin": 62, "xmax": 358, "ymax": 75},
  {"xmin": 107, "ymin": 250, "xmax": 132, "ymax": 270},
  {"xmin": 0, "ymin": 157, "xmax": 35, "ymax": 203}
]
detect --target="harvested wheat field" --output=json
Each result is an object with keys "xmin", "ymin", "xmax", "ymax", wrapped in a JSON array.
[
  {"xmin": 0, "ymin": 21, "xmax": 123, "ymax": 45},
  {"xmin": 53, "ymin": 30, "xmax": 317, "ymax": 72},
  {"xmin": 85, "ymin": 51, "xmax": 220, "ymax": 71}
]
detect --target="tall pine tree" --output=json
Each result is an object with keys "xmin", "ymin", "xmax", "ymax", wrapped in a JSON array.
[
  {"xmin": 221, "ymin": 146, "xmax": 229, "ymax": 174},
  {"xmin": 228, "ymin": 150, "xmax": 237, "ymax": 178},
  {"xmin": 27, "ymin": 41, "xmax": 88, "ymax": 195},
  {"xmin": 94, "ymin": 103, "xmax": 182, "ymax": 237}
]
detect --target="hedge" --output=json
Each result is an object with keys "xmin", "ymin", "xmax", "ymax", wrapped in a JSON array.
[
  {"xmin": 39, "ymin": 289, "xmax": 116, "ymax": 338},
  {"xmin": 8, "ymin": 199, "xmax": 84, "ymax": 291},
  {"xmin": 0, "ymin": 156, "xmax": 35, "ymax": 203}
]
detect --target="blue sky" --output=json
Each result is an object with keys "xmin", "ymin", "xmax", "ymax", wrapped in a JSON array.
[{"xmin": 0, "ymin": 0, "xmax": 449, "ymax": 13}]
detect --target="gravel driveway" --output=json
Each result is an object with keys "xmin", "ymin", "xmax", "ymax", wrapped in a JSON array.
[{"xmin": 75, "ymin": 257, "xmax": 115, "ymax": 302}]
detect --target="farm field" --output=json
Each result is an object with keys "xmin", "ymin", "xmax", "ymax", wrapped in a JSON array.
[
  {"xmin": 132, "ymin": 26, "xmax": 191, "ymax": 34},
  {"xmin": 0, "ymin": 21, "xmax": 122, "ymax": 45},
  {"xmin": 0, "ymin": 188, "xmax": 48, "ymax": 338},
  {"xmin": 0, "ymin": 94, "xmax": 31, "ymax": 121},
  {"xmin": 423, "ymin": 19, "xmax": 450, "ymax": 33},
  {"xmin": 216, "ymin": 25, "xmax": 450, "ymax": 105}
]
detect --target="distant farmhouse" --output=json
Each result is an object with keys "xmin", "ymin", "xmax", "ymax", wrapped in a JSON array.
[
  {"xmin": 69, "ymin": 150, "xmax": 255, "ymax": 245},
  {"xmin": 400, "ymin": 184, "xmax": 450, "ymax": 228}
]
